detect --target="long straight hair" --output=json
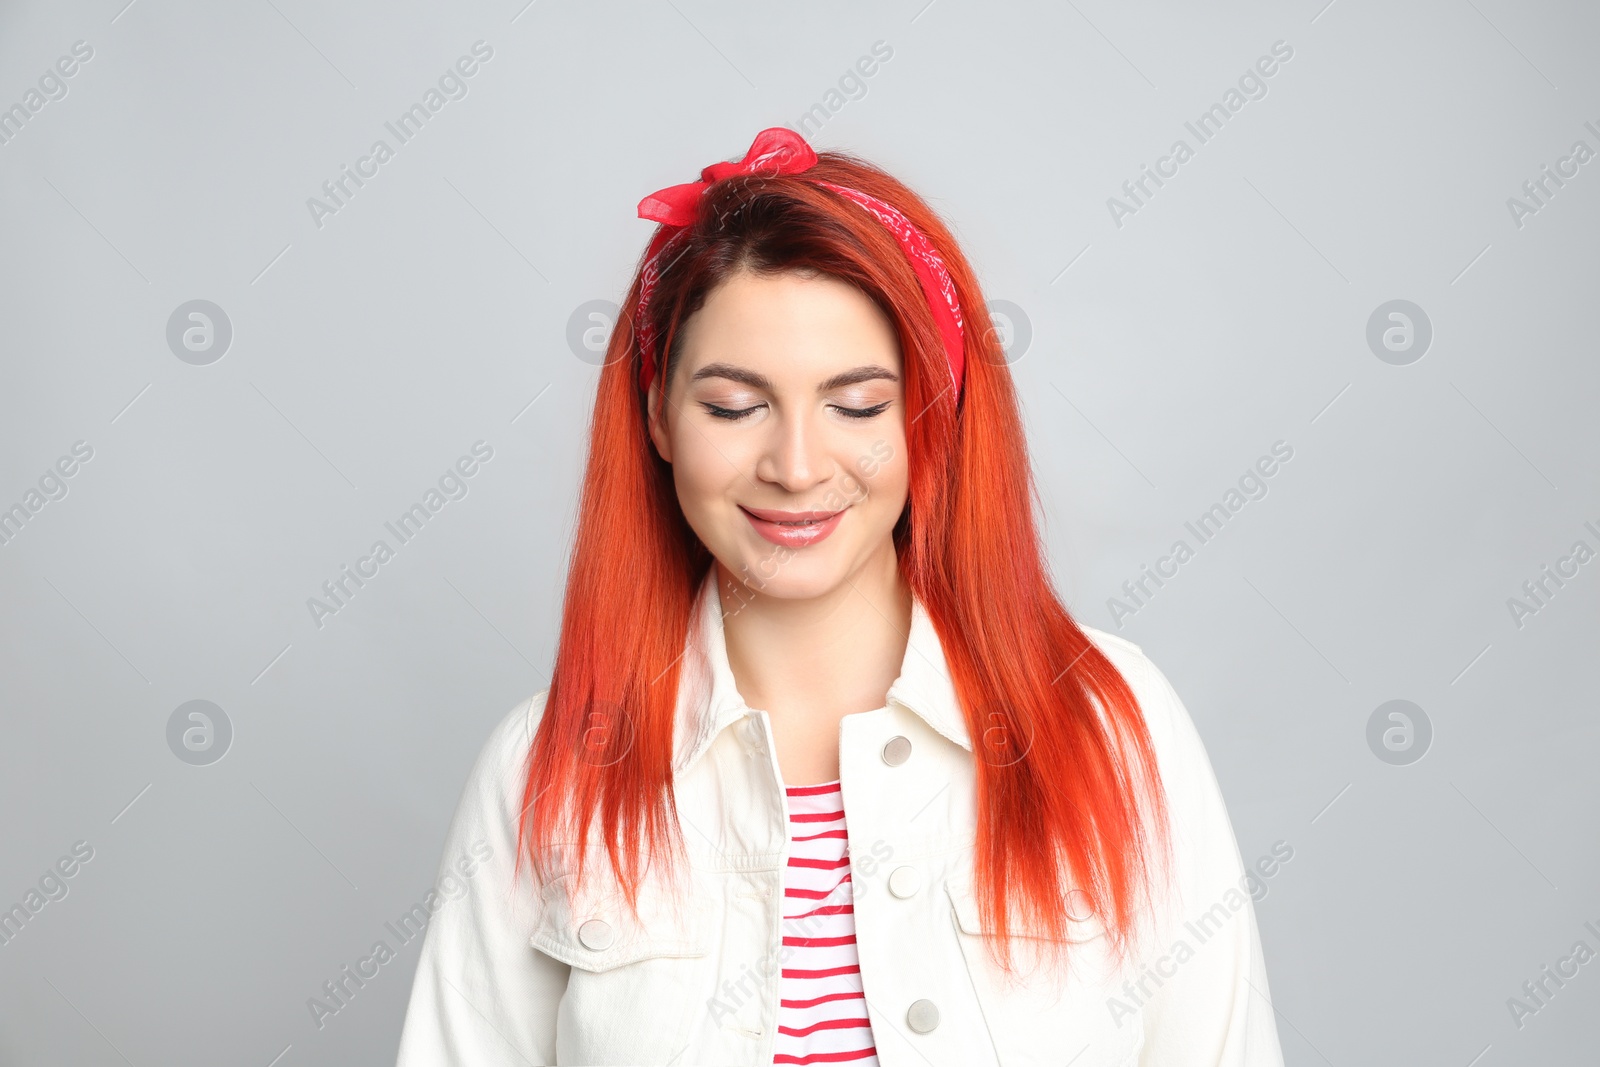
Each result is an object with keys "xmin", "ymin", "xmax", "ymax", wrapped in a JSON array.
[{"xmin": 517, "ymin": 142, "xmax": 1170, "ymax": 975}]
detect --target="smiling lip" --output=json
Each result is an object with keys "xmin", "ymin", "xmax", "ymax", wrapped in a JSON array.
[{"xmin": 739, "ymin": 506, "xmax": 846, "ymax": 547}]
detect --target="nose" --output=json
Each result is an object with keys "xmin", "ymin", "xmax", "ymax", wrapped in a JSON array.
[{"xmin": 754, "ymin": 410, "xmax": 835, "ymax": 494}]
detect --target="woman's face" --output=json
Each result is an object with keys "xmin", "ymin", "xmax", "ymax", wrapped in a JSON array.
[{"xmin": 648, "ymin": 269, "xmax": 909, "ymax": 604}]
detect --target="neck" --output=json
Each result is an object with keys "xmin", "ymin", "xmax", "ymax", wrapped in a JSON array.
[{"xmin": 715, "ymin": 547, "xmax": 912, "ymax": 720}]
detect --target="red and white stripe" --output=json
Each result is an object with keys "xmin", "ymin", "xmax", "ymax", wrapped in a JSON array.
[{"xmin": 774, "ymin": 780, "xmax": 879, "ymax": 1066}]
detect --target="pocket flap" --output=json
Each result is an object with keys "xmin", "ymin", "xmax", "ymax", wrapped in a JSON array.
[
  {"xmin": 531, "ymin": 872, "xmax": 712, "ymax": 972},
  {"xmin": 946, "ymin": 875, "xmax": 1107, "ymax": 943}
]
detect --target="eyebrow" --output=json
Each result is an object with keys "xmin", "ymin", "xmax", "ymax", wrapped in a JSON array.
[{"xmin": 689, "ymin": 362, "xmax": 900, "ymax": 393}]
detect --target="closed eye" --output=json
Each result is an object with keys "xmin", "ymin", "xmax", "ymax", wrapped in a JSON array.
[
  {"xmin": 702, "ymin": 402, "xmax": 761, "ymax": 421},
  {"xmin": 702, "ymin": 401, "xmax": 891, "ymax": 421}
]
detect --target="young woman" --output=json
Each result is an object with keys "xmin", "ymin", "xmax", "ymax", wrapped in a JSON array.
[{"xmin": 396, "ymin": 128, "xmax": 1285, "ymax": 1066}]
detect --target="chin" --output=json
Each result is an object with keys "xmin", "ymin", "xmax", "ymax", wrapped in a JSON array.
[{"xmin": 717, "ymin": 549, "xmax": 853, "ymax": 604}]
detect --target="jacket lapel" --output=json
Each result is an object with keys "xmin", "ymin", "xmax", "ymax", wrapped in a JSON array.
[{"xmin": 670, "ymin": 569, "xmax": 972, "ymax": 777}]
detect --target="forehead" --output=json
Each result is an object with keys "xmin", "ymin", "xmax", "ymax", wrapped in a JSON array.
[{"xmin": 676, "ymin": 270, "xmax": 902, "ymax": 380}]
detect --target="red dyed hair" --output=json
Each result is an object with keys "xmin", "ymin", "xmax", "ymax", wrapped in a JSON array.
[{"xmin": 516, "ymin": 142, "xmax": 1171, "ymax": 975}]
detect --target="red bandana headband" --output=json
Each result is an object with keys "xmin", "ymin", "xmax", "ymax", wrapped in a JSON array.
[{"xmin": 632, "ymin": 127, "xmax": 966, "ymax": 399}]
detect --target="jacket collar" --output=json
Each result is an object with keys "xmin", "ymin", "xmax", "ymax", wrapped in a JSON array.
[{"xmin": 671, "ymin": 568, "xmax": 972, "ymax": 776}]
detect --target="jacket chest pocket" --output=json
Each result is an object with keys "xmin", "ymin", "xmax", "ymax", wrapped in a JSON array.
[
  {"xmin": 531, "ymin": 871, "xmax": 714, "ymax": 1065},
  {"xmin": 946, "ymin": 876, "xmax": 1144, "ymax": 1067}
]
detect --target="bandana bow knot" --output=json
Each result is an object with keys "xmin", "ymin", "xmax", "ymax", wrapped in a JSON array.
[{"xmin": 637, "ymin": 127, "xmax": 819, "ymax": 228}]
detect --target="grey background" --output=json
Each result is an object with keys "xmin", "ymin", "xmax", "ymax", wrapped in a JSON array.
[{"xmin": 1, "ymin": 0, "xmax": 1595, "ymax": 1064}]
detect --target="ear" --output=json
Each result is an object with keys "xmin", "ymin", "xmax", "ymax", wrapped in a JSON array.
[{"xmin": 646, "ymin": 379, "xmax": 673, "ymax": 463}]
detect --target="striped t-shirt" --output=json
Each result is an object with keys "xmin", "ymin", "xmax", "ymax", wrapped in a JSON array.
[{"xmin": 776, "ymin": 779, "xmax": 879, "ymax": 1066}]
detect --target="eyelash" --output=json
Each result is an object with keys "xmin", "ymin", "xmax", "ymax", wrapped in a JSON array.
[{"xmin": 703, "ymin": 402, "xmax": 891, "ymax": 421}]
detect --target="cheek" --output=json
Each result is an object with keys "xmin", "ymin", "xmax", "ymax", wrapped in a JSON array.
[
  {"xmin": 668, "ymin": 429, "xmax": 742, "ymax": 514},
  {"xmin": 851, "ymin": 430, "xmax": 908, "ymax": 513},
  {"xmin": 878, "ymin": 461, "xmax": 910, "ymax": 514}
]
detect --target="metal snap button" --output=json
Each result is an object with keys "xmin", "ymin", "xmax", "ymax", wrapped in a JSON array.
[
  {"xmin": 881, "ymin": 735, "xmax": 912, "ymax": 766},
  {"xmin": 906, "ymin": 998, "xmax": 940, "ymax": 1033},
  {"xmin": 577, "ymin": 918, "xmax": 614, "ymax": 951},
  {"xmin": 888, "ymin": 865, "xmax": 921, "ymax": 899}
]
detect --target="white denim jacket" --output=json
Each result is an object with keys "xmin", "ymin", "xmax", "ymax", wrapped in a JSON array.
[{"xmin": 396, "ymin": 571, "xmax": 1286, "ymax": 1066}]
